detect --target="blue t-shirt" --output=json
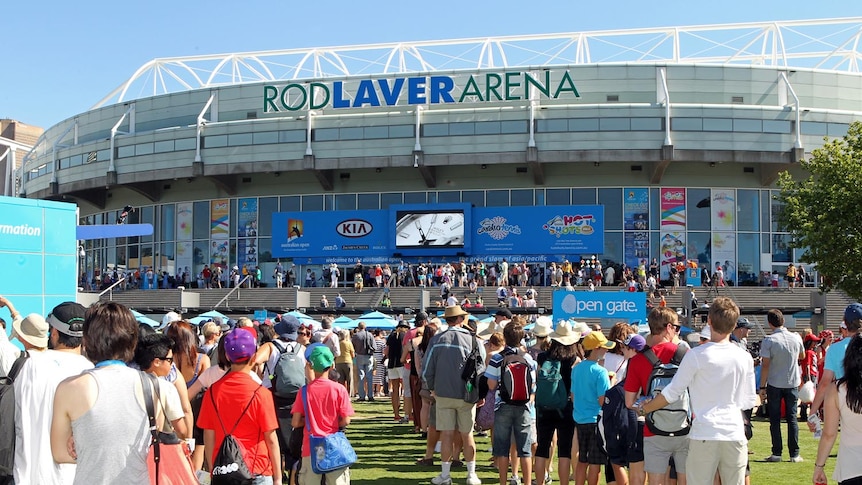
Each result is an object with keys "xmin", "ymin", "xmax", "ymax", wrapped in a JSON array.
[
  {"xmin": 571, "ymin": 359, "xmax": 611, "ymax": 424},
  {"xmin": 825, "ymin": 338, "xmax": 851, "ymax": 380}
]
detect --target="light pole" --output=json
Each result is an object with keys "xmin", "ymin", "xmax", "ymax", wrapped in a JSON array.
[{"xmin": 77, "ymin": 244, "xmax": 86, "ymax": 291}]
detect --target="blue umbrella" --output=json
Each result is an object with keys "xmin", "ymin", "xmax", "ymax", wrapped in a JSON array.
[
  {"xmin": 283, "ymin": 310, "xmax": 320, "ymax": 329},
  {"xmin": 130, "ymin": 309, "xmax": 160, "ymax": 327},
  {"xmin": 333, "ymin": 315, "xmax": 357, "ymax": 330},
  {"xmin": 356, "ymin": 311, "xmax": 397, "ymax": 330},
  {"xmin": 189, "ymin": 310, "xmax": 229, "ymax": 325}
]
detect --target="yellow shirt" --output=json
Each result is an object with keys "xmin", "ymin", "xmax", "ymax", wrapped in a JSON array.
[{"xmin": 336, "ymin": 340, "xmax": 355, "ymax": 364}]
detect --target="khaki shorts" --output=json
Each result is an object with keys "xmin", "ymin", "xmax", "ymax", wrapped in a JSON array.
[
  {"xmin": 644, "ymin": 435, "xmax": 689, "ymax": 475},
  {"xmin": 435, "ymin": 396, "xmax": 476, "ymax": 433},
  {"xmin": 299, "ymin": 456, "xmax": 350, "ymax": 485}
]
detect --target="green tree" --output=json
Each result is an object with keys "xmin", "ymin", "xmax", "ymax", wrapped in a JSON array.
[{"xmin": 777, "ymin": 121, "xmax": 862, "ymax": 299}]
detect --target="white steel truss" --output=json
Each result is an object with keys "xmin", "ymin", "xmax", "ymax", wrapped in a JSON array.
[{"xmin": 94, "ymin": 18, "xmax": 862, "ymax": 109}]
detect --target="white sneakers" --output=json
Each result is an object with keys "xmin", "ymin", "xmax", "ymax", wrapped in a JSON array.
[
  {"xmin": 431, "ymin": 474, "xmax": 452, "ymax": 485},
  {"xmin": 431, "ymin": 472, "xmax": 481, "ymax": 485}
]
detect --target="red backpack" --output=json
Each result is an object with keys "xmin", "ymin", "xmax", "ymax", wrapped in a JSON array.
[{"xmin": 499, "ymin": 349, "xmax": 533, "ymax": 406}]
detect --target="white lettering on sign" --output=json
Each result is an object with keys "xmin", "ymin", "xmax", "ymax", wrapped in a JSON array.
[
  {"xmin": 560, "ymin": 293, "xmax": 638, "ymax": 316},
  {"xmin": 0, "ymin": 224, "xmax": 41, "ymax": 236}
]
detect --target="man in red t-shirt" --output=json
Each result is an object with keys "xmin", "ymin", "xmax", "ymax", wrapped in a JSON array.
[
  {"xmin": 198, "ymin": 328, "xmax": 282, "ymax": 484},
  {"xmin": 291, "ymin": 344, "xmax": 355, "ymax": 485},
  {"xmin": 623, "ymin": 307, "xmax": 690, "ymax": 485}
]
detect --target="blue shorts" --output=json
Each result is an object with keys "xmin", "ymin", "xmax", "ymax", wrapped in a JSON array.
[{"xmin": 492, "ymin": 404, "xmax": 532, "ymax": 458}]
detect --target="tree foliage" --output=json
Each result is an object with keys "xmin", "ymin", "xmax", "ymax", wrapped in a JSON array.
[{"xmin": 777, "ymin": 121, "xmax": 862, "ymax": 300}]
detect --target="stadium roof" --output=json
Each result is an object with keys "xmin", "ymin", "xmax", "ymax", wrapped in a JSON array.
[{"xmin": 95, "ymin": 17, "xmax": 862, "ymax": 109}]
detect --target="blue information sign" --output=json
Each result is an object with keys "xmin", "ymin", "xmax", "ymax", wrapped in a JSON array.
[{"xmin": 553, "ymin": 290, "xmax": 646, "ymax": 322}]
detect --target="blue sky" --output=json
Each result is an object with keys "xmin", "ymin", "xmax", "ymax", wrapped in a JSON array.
[{"xmin": 3, "ymin": 0, "xmax": 860, "ymax": 129}]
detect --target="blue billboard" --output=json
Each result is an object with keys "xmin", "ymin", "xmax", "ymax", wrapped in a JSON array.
[
  {"xmin": 272, "ymin": 210, "xmax": 389, "ymax": 260},
  {"xmin": 473, "ymin": 205, "xmax": 604, "ymax": 257},
  {"xmin": 553, "ymin": 290, "xmax": 646, "ymax": 322},
  {"xmin": 0, "ymin": 196, "xmax": 77, "ymax": 344},
  {"xmin": 272, "ymin": 204, "xmax": 604, "ymax": 261}
]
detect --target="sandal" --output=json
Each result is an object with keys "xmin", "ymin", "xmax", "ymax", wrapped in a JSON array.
[{"xmin": 416, "ymin": 458, "xmax": 435, "ymax": 466}]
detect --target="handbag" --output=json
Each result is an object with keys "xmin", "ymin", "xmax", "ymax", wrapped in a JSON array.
[
  {"xmin": 301, "ymin": 386, "xmax": 357, "ymax": 474},
  {"xmin": 474, "ymin": 389, "xmax": 497, "ymax": 431},
  {"xmin": 140, "ymin": 372, "xmax": 198, "ymax": 485}
]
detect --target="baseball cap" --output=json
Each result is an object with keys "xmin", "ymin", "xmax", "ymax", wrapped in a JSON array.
[
  {"xmin": 699, "ymin": 325, "xmax": 712, "ymax": 341},
  {"xmin": 845, "ymin": 303, "xmax": 862, "ymax": 325},
  {"xmin": 582, "ymin": 331, "xmax": 616, "ymax": 351},
  {"xmin": 224, "ymin": 328, "xmax": 257, "ymax": 363},
  {"xmin": 621, "ymin": 333, "xmax": 646, "ymax": 352},
  {"xmin": 13, "ymin": 314, "xmax": 49, "ymax": 348},
  {"xmin": 493, "ymin": 308, "xmax": 513, "ymax": 319},
  {"xmin": 307, "ymin": 344, "xmax": 335, "ymax": 372},
  {"xmin": 736, "ymin": 317, "xmax": 754, "ymax": 330},
  {"xmin": 47, "ymin": 301, "xmax": 86, "ymax": 337},
  {"xmin": 414, "ymin": 311, "xmax": 429, "ymax": 323}
]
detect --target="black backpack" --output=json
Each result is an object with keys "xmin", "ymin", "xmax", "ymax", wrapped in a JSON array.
[
  {"xmin": 642, "ymin": 343, "xmax": 692, "ymax": 437},
  {"xmin": 269, "ymin": 340, "xmax": 305, "ymax": 401},
  {"xmin": 209, "ymin": 384, "xmax": 261, "ymax": 485},
  {"xmin": 0, "ymin": 351, "xmax": 29, "ymax": 481}
]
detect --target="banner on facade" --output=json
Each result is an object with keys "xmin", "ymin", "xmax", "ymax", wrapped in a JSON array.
[{"xmin": 624, "ymin": 188, "xmax": 649, "ymax": 230}]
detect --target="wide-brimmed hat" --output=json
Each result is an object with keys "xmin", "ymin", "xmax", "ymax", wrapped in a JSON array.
[
  {"xmin": 13, "ymin": 313, "xmax": 49, "ymax": 348},
  {"xmin": 571, "ymin": 320, "xmax": 592, "ymax": 336},
  {"xmin": 549, "ymin": 321, "xmax": 581, "ymax": 346},
  {"xmin": 532, "ymin": 316, "xmax": 553, "ymax": 338},
  {"xmin": 443, "ymin": 305, "xmax": 469, "ymax": 319},
  {"xmin": 477, "ymin": 321, "xmax": 496, "ymax": 338}
]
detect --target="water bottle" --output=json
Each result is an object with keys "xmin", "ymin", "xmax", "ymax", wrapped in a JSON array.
[{"xmin": 808, "ymin": 414, "xmax": 822, "ymax": 439}]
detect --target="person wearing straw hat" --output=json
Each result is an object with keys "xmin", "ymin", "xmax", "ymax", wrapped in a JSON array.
[
  {"xmin": 527, "ymin": 316, "xmax": 553, "ymax": 362},
  {"xmin": 423, "ymin": 305, "xmax": 485, "ymax": 485},
  {"xmin": 535, "ymin": 320, "xmax": 581, "ymax": 485}
]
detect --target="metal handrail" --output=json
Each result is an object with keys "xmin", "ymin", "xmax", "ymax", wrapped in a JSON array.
[
  {"xmin": 214, "ymin": 275, "xmax": 253, "ymax": 308},
  {"xmin": 98, "ymin": 277, "xmax": 127, "ymax": 300}
]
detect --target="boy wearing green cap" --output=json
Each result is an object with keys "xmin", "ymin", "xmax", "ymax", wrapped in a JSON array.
[{"xmin": 291, "ymin": 344, "xmax": 355, "ymax": 485}]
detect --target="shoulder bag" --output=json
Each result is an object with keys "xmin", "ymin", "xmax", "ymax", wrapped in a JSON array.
[
  {"xmin": 141, "ymin": 372, "xmax": 197, "ymax": 485},
  {"xmin": 301, "ymin": 386, "xmax": 357, "ymax": 474}
]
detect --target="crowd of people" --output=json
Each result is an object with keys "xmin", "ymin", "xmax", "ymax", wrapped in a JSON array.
[{"xmin": 4, "ymin": 291, "xmax": 862, "ymax": 485}]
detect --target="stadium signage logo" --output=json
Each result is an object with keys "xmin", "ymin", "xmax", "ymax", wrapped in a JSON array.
[{"xmin": 263, "ymin": 70, "xmax": 580, "ymax": 112}]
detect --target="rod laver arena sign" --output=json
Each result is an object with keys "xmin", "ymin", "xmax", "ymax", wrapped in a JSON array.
[{"xmin": 263, "ymin": 70, "xmax": 580, "ymax": 112}]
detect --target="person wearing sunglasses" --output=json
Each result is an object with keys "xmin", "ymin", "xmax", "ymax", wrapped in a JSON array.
[{"xmin": 133, "ymin": 333, "xmax": 192, "ymax": 440}]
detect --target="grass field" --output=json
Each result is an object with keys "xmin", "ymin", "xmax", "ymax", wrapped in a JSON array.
[{"xmin": 344, "ymin": 400, "xmax": 836, "ymax": 484}]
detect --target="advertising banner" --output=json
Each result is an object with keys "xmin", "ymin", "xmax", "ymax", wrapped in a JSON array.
[
  {"xmin": 238, "ymin": 198, "xmax": 258, "ymax": 237},
  {"xmin": 272, "ymin": 210, "xmax": 390, "ymax": 259},
  {"xmin": 238, "ymin": 238, "xmax": 258, "ymax": 269},
  {"xmin": 624, "ymin": 231, "xmax": 650, "ymax": 270},
  {"xmin": 553, "ymin": 290, "xmax": 646, "ymax": 322},
  {"xmin": 210, "ymin": 239, "xmax": 229, "ymax": 269},
  {"xmin": 624, "ymin": 188, "xmax": 649, "ymax": 230},
  {"xmin": 711, "ymin": 232, "xmax": 737, "ymax": 285},
  {"xmin": 176, "ymin": 202, "xmax": 192, "ymax": 241},
  {"xmin": 710, "ymin": 189, "xmax": 736, "ymax": 231},
  {"xmin": 176, "ymin": 241, "xmax": 193, "ymax": 277},
  {"xmin": 660, "ymin": 188, "xmax": 686, "ymax": 230},
  {"xmin": 660, "ymin": 232, "xmax": 686, "ymax": 280},
  {"xmin": 210, "ymin": 199, "xmax": 229, "ymax": 240},
  {"xmin": 472, "ymin": 205, "xmax": 604, "ymax": 257}
]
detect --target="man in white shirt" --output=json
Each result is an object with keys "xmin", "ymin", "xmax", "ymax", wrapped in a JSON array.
[
  {"xmin": 12, "ymin": 301, "xmax": 94, "ymax": 484},
  {"xmin": 639, "ymin": 297, "xmax": 757, "ymax": 485}
]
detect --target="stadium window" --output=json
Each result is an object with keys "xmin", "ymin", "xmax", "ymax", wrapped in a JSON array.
[
  {"xmin": 486, "ymin": 190, "xmax": 509, "ymax": 207},
  {"xmin": 569, "ymin": 118, "xmax": 600, "ymax": 132},
  {"xmin": 363, "ymin": 126, "xmax": 389, "ymax": 139},
  {"xmin": 174, "ymin": 139, "xmax": 196, "ymax": 151},
  {"xmin": 313, "ymin": 128, "xmax": 339, "ymax": 142},
  {"xmin": 703, "ymin": 118, "xmax": 733, "ymax": 132},
  {"xmin": 135, "ymin": 143, "xmax": 154, "ymax": 156},
  {"xmin": 339, "ymin": 127, "xmax": 364, "ymax": 140},
  {"xmin": 437, "ymin": 191, "xmax": 461, "ymax": 203},
  {"xmin": 599, "ymin": 118, "xmax": 631, "ymax": 131},
  {"xmin": 630, "ymin": 118, "xmax": 662, "ymax": 131},
  {"xmin": 537, "ymin": 119, "xmax": 567, "ymax": 132},
  {"xmin": 204, "ymin": 135, "xmax": 227, "ymax": 148},
  {"xmin": 388, "ymin": 125, "xmax": 414, "ymax": 138},
  {"xmin": 671, "ymin": 118, "xmax": 703, "ymax": 131},
  {"xmin": 279, "ymin": 130, "xmax": 306, "ymax": 143},
  {"xmin": 546, "ymin": 188, "xmax": 570, "ymax": 206},
  {"xmin": 762, "ymin": 120, "xmax": 792, "ymax": 133},
  {"xmin": 422, "ymin": 124, "xmax": 448, "ymax": 137},
  {"xmin": 357, "ymin": 193, "xmax": 380, "ymax": 210},
  {"xmin": 154, "ymin": 140, "xmax": 175, "ymax": 153},
  {"xmin": 474, "ymin": 121, "xmax": 501, "ymax": 135},
  {"xmin": 380, "ymin": 192, "xmax": 403, "ymax": 209},
  {"xmin": 227, "ymin": 133, "xmax": 253, "ymax": 146},
  {"xmin": 733, "ymin": 119, "xmax": 762, "ymax": 133},
  {"xmin": 253, "ymin": 132, "xmax": 278, "ymax": 144},
  {"xmin": 449, "ymin": 123, "xmax": 476, "ymax": 136},
  {"xmin": 501, "ymin": 120, "xmax": 527, "ymax": 133}
]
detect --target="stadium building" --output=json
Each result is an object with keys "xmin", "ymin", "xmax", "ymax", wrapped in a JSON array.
[{"xmin": 18, "ymin": 18, "xmax": 862, "ymax": 287}]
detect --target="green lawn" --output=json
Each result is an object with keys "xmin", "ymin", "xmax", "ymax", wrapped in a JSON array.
[{"xmin": 345, "ymin": 400, "xmax": 836, "ymax": 484}]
